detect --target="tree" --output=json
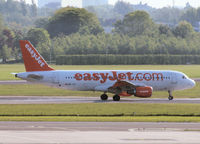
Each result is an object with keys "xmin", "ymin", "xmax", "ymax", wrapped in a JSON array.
[
  {"xmin": 20, "ymin": 0, "xmax": 28, "ymax": 16},
  {"xmin": 25, "ymin": 28, "xmax": 51, "ymax": 59},
  {"xmin": 113, "ymin": 1, "xmax": 134, "ymax": 16},
  {"xmin": 0, "ymin": 28, "xmax": 15, "ymax": 62},
  {"xmin": 159, "ymin": 24, "xmax": 172, "ymax": 35},
  {"xmin": 13, "ymin": 29, "xmax": 24, "ymax": 60},
  {"xmin": 181, "ymin": 8, "xmax": 197, "ymax": 26},
  {"xmin": 0, "ymin": 45, "xmax": 11, "ymax": 63},
  {"xmin": 152, "ymin": 7, "xmax": 182, "ymax": 25},
  {"xmin": 46, "ymin": 7, "xmax": 103, "ymax": 37},
  {"xmin": 173, "ymin": 21, "xmax": 194, "ymax": 38},
  {"xmin": 26, "ymin": 28, "xmax": 50, "ymax": 46},
  {"xmin": 197, "ymin": 7, "xmax": 200, "ymax": 21},
  {"xmin": 34, "ymin": 17, "xmax": 49, "ymax": 28},
  {"xmin": 114, "ymin": 10, "xmax": 155, "ymax": 36},
  {"xmin": 0, "ymin": 14, "xmax": 4, "ymax": 32},
  {"xmin": 2, "ymin": 28, "xmax": 15, "ymax": 48},
  {"xmin": 31, "ymin": 0, "xmax": 37, "ymax": 17}
]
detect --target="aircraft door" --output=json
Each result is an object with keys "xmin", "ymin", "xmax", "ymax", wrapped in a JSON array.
[
  {"xmin": 171, "ymin": 73, "xmax": 177, "ymax": 84},
  {"xmin": 51, "ymin": 72, "xmax": 59, "ymax": 84}
]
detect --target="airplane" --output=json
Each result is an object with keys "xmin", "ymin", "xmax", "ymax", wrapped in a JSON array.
[{"xmin": 15, "ymin": 40, "xmax": 196, "ymax": 101}]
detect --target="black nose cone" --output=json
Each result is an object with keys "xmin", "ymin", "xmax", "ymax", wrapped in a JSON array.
[{"xmin": 15, "ymin": 74, "xmax": 18, "ymax": 78}]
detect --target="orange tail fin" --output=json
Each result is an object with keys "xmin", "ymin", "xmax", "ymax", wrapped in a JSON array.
[{"xmin": 19, "ymin": 40, "xmax": 54, "ymax": 72}]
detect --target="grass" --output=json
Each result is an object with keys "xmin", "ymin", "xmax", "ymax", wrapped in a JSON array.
[
  {"xmin": 0, "ymin": 116, "xmax": 200, "ymax": 122},
  {"xmin": 0, "ymin": 82, "xmax": 199, "ymax": 97},
  {"xmin": 0, "ymin": 103, "xmax": 200, "ymax": 122},
  {"xmin": 0, "ymin": 64, "xmax": 25, "ymax": 81},
  {"xmin": 1, "ymin": 64, "xmax": 200, "ymax": 80},
  {"xmin": 0, "ymin": 103, "xmax": 200, "ymax": 116}
]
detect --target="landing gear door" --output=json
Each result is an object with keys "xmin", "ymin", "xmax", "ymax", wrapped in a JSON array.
[{"xmin": 171, "ymin": 72, "xmax": 177, "ymax": 84}]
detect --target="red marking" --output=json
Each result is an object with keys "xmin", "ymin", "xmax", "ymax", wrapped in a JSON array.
[
  {"xmin": 136, "ymin": 73, "xmax": 143, "ymax": 81},
  {"xmin": 83, "ymin": 73, "xmax": 92, "ymax": 81},
  {"xmin": 113, "ymin": 80, "xmax": 127, "ymax": 88},
  {"xmin": 93, "ymin": 73, "xmax": 100, "ymax": 81},
  {"xmin": 75, "ymin": 73, "xmax": 82, "ymax": 81},
  {"xmin": 144, "ymin": 73, "xmax": 152, "ymax": 81},
  {"xmin": 119, "ymin": 91, "xmax": 132, "ymax": 97},
  {"xmin": 152, "ymin": 73, "xmax": 163, "ymax": 81},
  {"xmin": 118, "ymin": 73, "xmax": 126, "ymax": 81},
  {"xmin": 74, "ymin": 72, "xmax": 164, "ymax": 83},
  {"xmin": 19, "ymin": 40, "xmax": 54, "ymax": 72},
  {"xmin": 126, "ymin": 72, "xmax": 134, "ymax": 80},
  {"xmin": 109, "ymin": 71, "xmax": 117, "ymax": 81},
  {"xmin": 100, "ymin": 73, "xmax": 109, "ymax": 83}
]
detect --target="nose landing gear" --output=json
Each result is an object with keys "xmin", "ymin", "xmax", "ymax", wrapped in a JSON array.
[{"xmin": 168, "ymin": 90, "xmax": 174, "ymax": 100}]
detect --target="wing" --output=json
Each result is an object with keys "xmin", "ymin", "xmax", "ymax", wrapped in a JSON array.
[{"xmin": 108, "ymin": 80, "xmax": 146, "ymax": 96}]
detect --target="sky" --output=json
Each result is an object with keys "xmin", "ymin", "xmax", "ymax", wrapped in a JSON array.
[{"xmin": 109, "ymin": 0, "xmax": 200, "ymax": 8}]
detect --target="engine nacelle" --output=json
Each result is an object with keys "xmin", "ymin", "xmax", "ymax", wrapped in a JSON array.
[{"xmin": 134, "ymin": 86, "xmax": 153, "ymax": 98}]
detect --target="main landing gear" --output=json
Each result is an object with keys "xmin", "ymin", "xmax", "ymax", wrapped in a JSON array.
[
  {"xmin": 113, "ymin": 94, "xmax": 120, "ymax": 101},
  {"xmin": 100, "ymin": 93, "xmax": 108, "ymax": 101},
  {"xmin": 100, "ymin": 93, "xmax": 121, "ymax": 101},
  {"xmin": 168, "ymin": 90, "xmax": 174, "ymax": 100}
]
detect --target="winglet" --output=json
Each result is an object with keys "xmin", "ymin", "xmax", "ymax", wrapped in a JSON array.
[{"xmin": 19, "ymin": 40, "xmax": 54, "ymax": 72}]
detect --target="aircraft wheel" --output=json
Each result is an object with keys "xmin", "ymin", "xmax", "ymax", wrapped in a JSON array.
[
  {"xmin": 168, "ymin": 90, "xmax": 173, "ymax": 100},
  {"xmin": 113, "ymin": 95, "xmax": 120, "ymax": 101},
  {"xmin": 168, "ymin": 96, "xmax": 173, "ymax": 100},
  {"xmin": 101, "ymin": 94, "xmax": 108, "ymax": 101}
]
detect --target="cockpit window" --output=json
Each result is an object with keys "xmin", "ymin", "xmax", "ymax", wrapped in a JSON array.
[{"xmin": 182, "ymin": 76, "xmax": 186, "ymax": 79}]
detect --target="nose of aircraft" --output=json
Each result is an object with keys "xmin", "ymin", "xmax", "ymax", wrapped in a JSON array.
[{"xmin": 188, "ymin": 79, "xmax": 196, "ymax": 89}]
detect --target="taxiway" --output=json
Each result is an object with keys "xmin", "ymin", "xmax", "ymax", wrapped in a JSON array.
[
  {"xmin": 0, "ymin": 122, "xmax": 199, "ymax": 144},
  {"xmin": 0, "ymin": 96, "xmax": 200, "ymax": 104}
]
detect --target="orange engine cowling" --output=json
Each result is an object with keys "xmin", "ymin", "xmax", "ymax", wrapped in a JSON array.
[{"xmin": 134, "ymin": 86, "xmax": 153, "ymax": 98}]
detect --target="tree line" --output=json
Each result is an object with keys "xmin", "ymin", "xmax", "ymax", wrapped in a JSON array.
[
  {"xmin": 1, "ymin": 2, "xmax": 200, "ymax": 64},
  {"xmin": 56, "ymin": 55, "xmax": 200, "ymax": 65},
  {"xmin": 87, "ymin": 1, "xmax": 200, "ymax": 30}
]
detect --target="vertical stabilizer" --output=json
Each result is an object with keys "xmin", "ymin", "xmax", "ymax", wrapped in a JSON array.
[{"xmin": 19, "ymin": 40, "xmax": 54, "ymax": 72}]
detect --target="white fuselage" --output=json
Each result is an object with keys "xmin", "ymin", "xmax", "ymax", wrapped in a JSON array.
[{"xmin": 17, "ymin": 70, "xmax": 195, "ymax": 93}]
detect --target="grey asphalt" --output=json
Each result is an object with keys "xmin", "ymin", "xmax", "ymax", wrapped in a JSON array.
[
  {"xmin": 0, "ymin": 80, "xmax": 27, "ymax": 85},
  {"xmin": 0, "ymin": 122, "xmax": 199, "ymax": 131},
  {"xmin": 0, "ymin": 96, "xmax": 200, "ymax": 104},
  {"xmin": 0, "ymin": 122, "xmax": 200, "ymax": 144}
]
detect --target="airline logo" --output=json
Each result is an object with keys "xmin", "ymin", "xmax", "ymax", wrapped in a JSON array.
[
  {"xmin": 74, "ymin": 71, "xmax": 164, "ymax": 84},
  {"xmin": 25, "ymin": 44, "xmax": 45, "ymax": 68}
]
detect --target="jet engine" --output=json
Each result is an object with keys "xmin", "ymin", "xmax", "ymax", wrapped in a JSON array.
[
  {"xmin": 134, "ymin": 86, "xmax": 153, "ymax": 98},
  {"xmin": 127, "ymin": 86, "xmax": 153, "ymax": 98}
]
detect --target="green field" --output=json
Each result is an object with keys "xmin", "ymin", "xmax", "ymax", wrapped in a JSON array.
[
  {"xmin": 0, "ymin": 116, "xmax": 200, "ymax": 122},
  {"xmin": 0, "ymin": 103, "xmax": 199, "ymax": 116},
  {"xmin": 1, "ymin": 64, "xmax": 200, "ymax": 80},
  {"xmin": 0, "ymin": 103, "xmax": 199, "ymax": 122}
]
